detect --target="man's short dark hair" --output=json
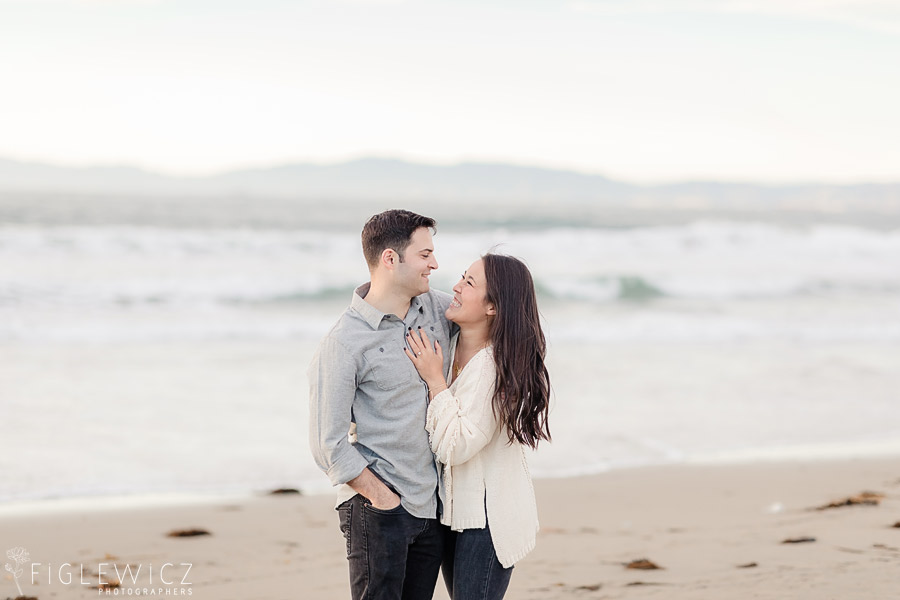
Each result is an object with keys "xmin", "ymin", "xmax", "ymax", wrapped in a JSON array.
[{"xmin": 361, "ymin": 209, "xmax": 437, "ymax": 269}]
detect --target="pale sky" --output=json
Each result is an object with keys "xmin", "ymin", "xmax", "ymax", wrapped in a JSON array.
[{"xmin": 1, "ymin": 0, "xmax": 899, "ymax": 183}]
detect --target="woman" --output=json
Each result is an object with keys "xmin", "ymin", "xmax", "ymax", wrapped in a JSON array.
[{"xmin": 405, "ymin": 253, "xmax": 551, "ymax": 600}]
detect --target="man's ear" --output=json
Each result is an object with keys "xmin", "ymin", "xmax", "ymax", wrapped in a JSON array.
[{"xmin": 380, "ymin": 248, "xmax": 397, "ymax": 270}]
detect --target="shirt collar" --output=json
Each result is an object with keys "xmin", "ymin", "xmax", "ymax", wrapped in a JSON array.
[{"xmin": 351, "ymin": 282, "xmax": 425, "ymax": 330}]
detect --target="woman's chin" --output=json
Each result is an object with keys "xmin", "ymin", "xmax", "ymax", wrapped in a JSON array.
[{"xmin": 444, "ymin": 308, "xmax": 458, "ymax": 323}]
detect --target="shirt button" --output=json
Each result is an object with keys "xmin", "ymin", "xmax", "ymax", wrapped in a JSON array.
[{"xmin": 379, "ymin": 347, "xmax": 384, "ymax": 352}]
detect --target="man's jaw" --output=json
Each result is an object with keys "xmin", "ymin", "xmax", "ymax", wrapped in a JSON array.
[{"xmin": 410, "ymin": 273, "xmax": 430, "ymax": 295}]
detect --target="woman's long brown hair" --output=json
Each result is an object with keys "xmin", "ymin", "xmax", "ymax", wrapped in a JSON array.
[{"xmin": 483, "ymin": 253, "xmax": 551, "ymax": 449}]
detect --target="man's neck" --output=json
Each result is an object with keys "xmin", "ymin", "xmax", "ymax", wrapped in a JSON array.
[{"xmin": 363, "ymin": 279, "xmax": 413, "ymax": 319}]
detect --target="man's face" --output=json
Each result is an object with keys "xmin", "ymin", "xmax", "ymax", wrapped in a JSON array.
[{"xmin": 395, "ymin": 227, "xmax": 438, "ymax": 296}]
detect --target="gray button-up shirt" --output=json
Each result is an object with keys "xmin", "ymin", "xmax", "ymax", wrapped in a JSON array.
[{"xmin": 308, "ymin": 283, "xmax": 453, "ymax": 518}]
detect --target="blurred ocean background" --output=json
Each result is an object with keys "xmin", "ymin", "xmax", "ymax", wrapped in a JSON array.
[{"xmin": 2, "ymin": 160, "xmax": 899, "ymax": 502}]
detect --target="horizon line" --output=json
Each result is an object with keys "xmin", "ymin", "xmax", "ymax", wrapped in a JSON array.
[{"xmin": 1, "ymin": 154, "xmax": 898, "ymax": 189}]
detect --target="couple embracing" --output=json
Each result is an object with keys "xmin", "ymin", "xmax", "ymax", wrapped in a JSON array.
[{"xmin": 308, "ymin": 209, "xmax": 551, "ymax": 600}]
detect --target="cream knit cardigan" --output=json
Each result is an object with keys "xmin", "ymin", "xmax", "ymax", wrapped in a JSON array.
[{"xmin": 425, "ymin": 344, "xmax": 539, "ymax": 568}]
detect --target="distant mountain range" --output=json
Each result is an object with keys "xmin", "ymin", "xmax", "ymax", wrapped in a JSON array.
[
  {"xmin": 1, "ymin": 157, "xmax": 898, "ymax": 228},
  {"xmin": 0, "ymin": 157, "xmax": 630, "ymax": 201}
]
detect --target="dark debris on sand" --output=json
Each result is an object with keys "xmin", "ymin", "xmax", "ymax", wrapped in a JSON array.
[
  {"xmin": 167, "ymin": 528, "xmax": 211, "ymax": 537},
  {"xmin": 269, "ymin": 488, "xmax": 302, "ymax": 495},
  {"xmin": 737, "ymin": 562, "xmax": 758, "ymax": 568},
  {"xmin": 534, "ymin": 582, "xmax": 603, "ymax": 594},
  {"xmin": 892, "ymin": 521, "xmax": 900, "ymax": 528},
  {"xmin": 815, "ymin": 491, "xmax": 884, "ymax": 510},
  {"xmin": 625, "ymin": 558, "xmax": 662, "ymax": 570},
  {"xmin": 781, "ymin": 536, "xmax": 816, "ymax": 544}
]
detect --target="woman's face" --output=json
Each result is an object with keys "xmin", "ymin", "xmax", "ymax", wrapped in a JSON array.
[{"xmin": 446, "ymin": 258, "xmax": 495, "ymax": 325}]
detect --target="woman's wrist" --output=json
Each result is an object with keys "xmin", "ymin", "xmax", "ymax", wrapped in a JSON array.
[{"xmin": 427, "ymin": 380, "xmax": 448, "ymax": 394}]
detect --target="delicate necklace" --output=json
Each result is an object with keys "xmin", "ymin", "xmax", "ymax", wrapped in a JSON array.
[{"xmin": 453, "ymin": 342, "xmax": 487, "ymax": 379}]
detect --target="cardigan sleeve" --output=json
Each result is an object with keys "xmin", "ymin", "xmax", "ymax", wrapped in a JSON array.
[{"xmin": 425, "ymin": 351, "xmax": 498, "ymax": 466}]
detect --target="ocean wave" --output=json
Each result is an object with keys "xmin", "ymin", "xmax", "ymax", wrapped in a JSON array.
[
  {"xmin": 3, "ymin": 221, "xmax": 900, "ymax": 309},
  {"xmin": 3, "ymin": 304, "xmax": 899, "ymax": 344},
  {"xmin": 539, "ymin": 274, "xmax": 900, "ymax": 302},
  {"xmin": 546, "ymin": 316, "xmax": 900, "ymax": 343},
  {"xmin": 0, "ymin": 225, "xmax": 352, "ymax": 257},
  {"xmin": 3, "ymin": 220, "xmax": 900, "ymax": 259},
  {"xmin": 538, "ymin": 276, "xmax": 666, "ymax": 302},
  {"xmin": 6, "ymin": 275, "xmax": 900, "ymax": 309},
  {"xmin": 0, "ymin": 281, "xmax": 359, "ymax": 308}
]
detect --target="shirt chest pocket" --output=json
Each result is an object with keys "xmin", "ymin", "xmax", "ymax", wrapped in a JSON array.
[{"xmin": 362, "ymin": 342, "xmax": 416, "ymax": 391}]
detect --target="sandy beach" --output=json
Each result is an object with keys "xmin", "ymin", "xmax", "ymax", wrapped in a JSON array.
[{"xmin": 2, "ymin": 457, "xmax": 898, "ymax": 600}]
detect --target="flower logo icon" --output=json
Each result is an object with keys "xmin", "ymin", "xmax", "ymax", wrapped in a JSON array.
[{"xmin": 5, "ymin": 546, "xmax": 30, "ymax": 596}]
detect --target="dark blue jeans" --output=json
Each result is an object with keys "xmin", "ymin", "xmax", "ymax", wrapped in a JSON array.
[
  {"xmin": 441, "ymin": 524, "xmax": 513, "ymax": 600},
  {"xmin": 337, "ymin": 494, "xmax": 444, "ymax": 600}
]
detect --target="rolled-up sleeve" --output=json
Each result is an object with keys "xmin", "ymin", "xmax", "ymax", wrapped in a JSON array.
[{"xmin": 308, "ymin": 336, "xmax": 370, "ymax": 486}]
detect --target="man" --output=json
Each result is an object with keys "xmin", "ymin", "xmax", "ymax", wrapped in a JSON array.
[{"xmin": 308, "ymin": 209, "xmax": 454, "ymax": 599}]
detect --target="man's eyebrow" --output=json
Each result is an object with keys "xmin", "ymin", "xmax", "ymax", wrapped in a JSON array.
[{"xmin": 418, "ymin": 247, "xmax": 434, "ymax": 253}]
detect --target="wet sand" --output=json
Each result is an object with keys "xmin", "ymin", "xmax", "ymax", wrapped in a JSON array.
[{"xmin": 2, "ymin": 457, "xmax": 898, "ymax": 599}]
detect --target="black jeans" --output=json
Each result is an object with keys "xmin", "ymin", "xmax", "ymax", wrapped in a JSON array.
[
  {"xmin": 337, "ymin": 494, "xmax": 444, "ymax": 600},
  {"xmin": 441, "ymin": 524, "xmax": 513, "ymax": 600}
]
